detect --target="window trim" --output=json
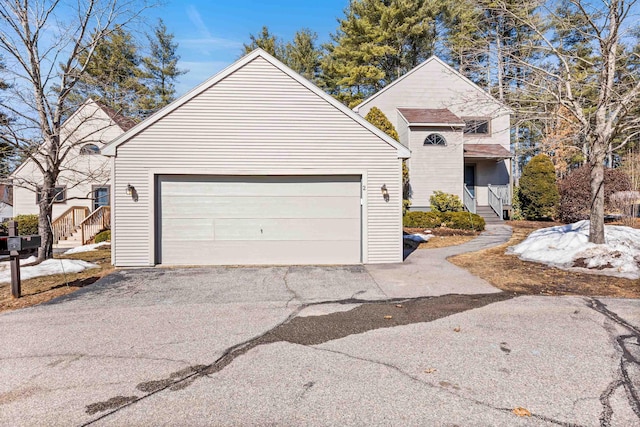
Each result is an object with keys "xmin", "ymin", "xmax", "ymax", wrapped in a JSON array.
[
  {"xmin": 36, "ymin": 186, "xmax": 67, "ymax": 204},
  {"xmin": 462, "ymin": 117, "xmax": 491, "ymax": 137},
  {"xmin": 92, "ymin": 185, "xmax": 111, "ymax": 211},
  {"xmin": 423, "ymin": 133, "xmax": 447, "ymax": 146}
]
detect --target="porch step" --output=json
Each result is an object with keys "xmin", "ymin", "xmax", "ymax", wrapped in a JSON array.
[{"xmin": 476, "ymin": 206, "xmax": 503, "ymax": 224}]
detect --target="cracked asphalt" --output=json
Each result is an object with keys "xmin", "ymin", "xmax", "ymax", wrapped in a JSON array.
[{"xmin": 1, "ymin": 226, "xmax": 639, "ymax": 426}]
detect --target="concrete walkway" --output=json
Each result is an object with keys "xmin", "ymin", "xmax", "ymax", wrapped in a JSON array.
[{"xmin": 366, "ymin": 224, "xmax": 513, "ymax": 298}]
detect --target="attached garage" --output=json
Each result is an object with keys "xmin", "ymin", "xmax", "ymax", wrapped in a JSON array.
[
  {"xmin": 103, "ymin": 49, "xmax": 410, "ymax": 267},
  {"xmin": 157, "ymin": 175, "xmax": 362, "ymax": 265}
]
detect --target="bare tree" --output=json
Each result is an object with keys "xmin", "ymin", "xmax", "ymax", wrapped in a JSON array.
[
  {"xmin": 492, "ymin": 0, "xmax": 640, "ymax": 243},
  {"xmin": 0, "ymin": 0, "xmax": 152, "ymax": 260}
]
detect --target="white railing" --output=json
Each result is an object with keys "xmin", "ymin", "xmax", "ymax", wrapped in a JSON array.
[
  {"xmin": 488, "ymin": 185, "xmax": 503, "ymax": 219},
  {"xmin": 491, "ymin": 184, "xmax": 511, "ymax": 206},
  {"xmin": 463, "ymin": 184, "xmax": 476, "ymax": 214}
]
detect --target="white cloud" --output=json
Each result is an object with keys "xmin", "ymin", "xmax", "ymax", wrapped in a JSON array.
[{"xmin": 184, "ymin": 5, "xmax": 242, "ymax": 55}]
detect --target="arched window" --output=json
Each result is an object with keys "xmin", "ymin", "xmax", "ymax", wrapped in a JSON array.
[
  {"xmin": 80, "ymin": 144, "xmax": 100, "ymax": 155},
  {"xmin": 424, "ymin": 133, "xmax": 446, "ymax": 146}
]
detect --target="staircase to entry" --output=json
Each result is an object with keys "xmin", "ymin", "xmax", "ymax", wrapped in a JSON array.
[{"xmin": 52, "ymin": 206, "xmax": 110, "ymax": 249}]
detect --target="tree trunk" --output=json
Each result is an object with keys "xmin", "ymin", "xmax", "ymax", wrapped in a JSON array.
[
  {"xmin": 589, "ymin": 148, "xmax": 606, "ymax": 244},
  {"xmin": 37, "ymin": 174, "xmax": 55, "ymax": 261}
]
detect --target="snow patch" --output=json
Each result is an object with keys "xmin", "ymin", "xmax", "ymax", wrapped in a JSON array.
[
  {"xmin": 0, "ymin": 259, "xmax": 98, "ymax": 283},
  {"xmin": 403, "ymin": 233, "xmax": 433, "ymax": 243},
  {"xmin": 63, "ymin": 242, "xmax": 110, "ymax": 255},
  {"xmin": 508, "ymin": 220, "xmax": 640, "ymax": 279}
]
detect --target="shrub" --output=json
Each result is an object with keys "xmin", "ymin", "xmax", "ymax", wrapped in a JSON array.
[
  {"xmin": 94, "ymin": 230, "xmax": 111, "ymax": 243},
  {"xmin": 519, "ymin": 154, "xmax": 559, "ymax": 220},
  {"xmin": 558, "ymin": 165, "xmax": 632, "ymax": 223},
  {"xmin": 441, "ymin": 212, "xmax": 486, "ymax": 231},
  {"xmin": 0, "ymin": 214, "xmax": 39, "ymax": 235},
  {"xmin": 430, "ymin": 191, "xmax": 463, "ymax": 212},
  {"xmin": 403, "ymin": 211, "xmax": 442, "ymax": 228}
]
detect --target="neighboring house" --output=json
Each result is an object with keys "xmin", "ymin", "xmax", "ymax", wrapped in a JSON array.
[
  {"xmin": 0, "ymin": 184, "xmax": 12, "ymax": 222},
  {"xmin": 102, "ymin": 49, "xmax": 410, "ymax": 267},
  {"xmin": 354, "ymin": 56, "xmax": 512, "ymax": 221},
  {"xmin": 10, "ymin": 99, "xmax": 135, "ymax": 246}
]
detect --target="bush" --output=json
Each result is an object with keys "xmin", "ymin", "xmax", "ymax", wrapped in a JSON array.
[
  {"xmin": 441, "ymin": 212, "xmax": 486, "ymax": 231},
  {"xmin": 519, "ymin": 154, "xmax": 559, "ymax": 220},
  {"xmin": 94, "ymin": 230, "xmax": 111, "ymax": 243},
  {"xmin": 403, "ymin": 211, "xmax": 443, "ymax": 228},
  {"xmin": 403, "ymin": 211, "xmax": 485, "ymax": 231},
  {"xmin": 0, "ymin": 214, "xmax": 39, "ymax": 235},
  {"xmin": 429, "ymin": 191, "xmax": 463, "ymax": 212},
  {"xmin": 558, "ymin": 165, "xmax": 632, "ymax": 223}
]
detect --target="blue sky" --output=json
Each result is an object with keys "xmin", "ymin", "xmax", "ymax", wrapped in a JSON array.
[{"xmin": 145, "ymin": 1, "xmax": 349, "ymax": 95}]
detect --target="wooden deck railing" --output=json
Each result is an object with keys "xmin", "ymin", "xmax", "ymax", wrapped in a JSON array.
[
  {"xmin": 463, "ymin": 184, "xmax": 476, "ymax": 214},
  {"xmin": 80, "ymin": 206, "xmax": 111, "ymax": 244},
  {"xmin": 52, "ymin": 206, "xmax": 89, "ymax": 243}
]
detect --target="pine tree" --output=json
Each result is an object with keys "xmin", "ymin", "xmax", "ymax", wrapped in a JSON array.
[
  {"xmin": 243, "ymin": 26, "xmax": 285, "ymax": 59},
  {"xmin": 69, "ymin": 26, "xmax": 148, "ymax": 117},
  {"xmin": 139, "ymin": 19, "xmax": 187, "ymax": 115},
  {"xmin": 283, "ymin": 29, "xmax": 322, "ymax": 83}
]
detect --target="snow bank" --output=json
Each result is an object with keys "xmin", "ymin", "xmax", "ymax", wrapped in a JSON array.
[
  {"xmin": 63, "ymin": 242, "xmax": 110, "ymax": 255},
  {"xmin": 403, "ymin": 233, "xmax": 433, "ymax": 243},
  {"xmin": 508, "ymin": 220, "xmax": 640, "ymax": 279},
  {"xmin": 0, "ymin": 259, "xmax": 98, "ymax": 283}
]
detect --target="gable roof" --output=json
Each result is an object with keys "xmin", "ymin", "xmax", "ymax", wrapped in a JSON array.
[
  {"xmin": 353, "ymin": 56, "xmax": 512, "ymax": 115},
  {"xmin": 95, "ymin": 102, "xmax": 138, "ymax": 131},
  {"xmin": 398, "ymin": 108, "xmax": 465, "ymax": 127},
  {"xmin": 101, "ymin": 49, "xmax": 410, "ymax": 158}
]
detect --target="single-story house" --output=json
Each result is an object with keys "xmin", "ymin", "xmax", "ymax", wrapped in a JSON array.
[
  {"xmin": 354, "ymin": 56, "xmax": 513, "ymax": 221},
  {"xmin": 102, "ymin": 49, "xmax": 410, "ymax": 267}
]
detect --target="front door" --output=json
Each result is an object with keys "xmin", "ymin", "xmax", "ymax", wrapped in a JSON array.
[
  {"xmin": 93, "ymin": 186, "xmax": 109, "ymax": 211},
  {"xmin": 464, "ymin": 164, "xmax": 476, "ymax": 197}
]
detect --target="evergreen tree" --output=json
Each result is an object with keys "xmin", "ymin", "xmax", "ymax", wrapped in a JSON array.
[
  {"xmin": 518, "ymin": 154, "xmax": 559, "ymax": 220},
  {"xmin": 0, "ymin": 56, "xmax": 13, "ymax": 177},
  {"xmin": 283, "ymin": 29, "xmax": 322, "ymax": 83},
  {"xmin": 69, "ymin": 26, "xmax": 148, "ymax": 117},
  {"xmin": 243, "ymin": 26, "xmax": 286, "ymax": 59},
  {"xmin": 139, "ymin": 19, "xmax": 187, "ymax": 115}
]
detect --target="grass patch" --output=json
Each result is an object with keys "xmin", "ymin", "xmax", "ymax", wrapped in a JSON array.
[
  {"xmin": 404, "ymin": 227, "xmax": 479, "ymax": 249},
  {"xmin": 0, "ymin": 247, "xmax": 114, "ymax": 314},
  {"xmin": 448, "ymin": 221, "xmax": 640, "ymax": 298}
]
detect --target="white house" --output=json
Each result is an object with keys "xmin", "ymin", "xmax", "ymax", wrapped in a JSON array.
[
  {"xmin": 11, "ymin": 99, "xmax": 135, "ymax": 245},
  {"xmin": 354, "ymin": 56, "xmax": 512, "ymax": 220},
  {"xmin": 102, "ymin": 49, "xmax": 410, "ymax": 267}
]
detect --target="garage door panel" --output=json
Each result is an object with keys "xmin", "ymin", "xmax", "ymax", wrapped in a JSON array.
[
  {"xmin": 158, "ymin": 175, "xmax": 361, "ymax": 265},
  {"xmin": 161, "ymin": 196, "xmax": 361, "ymax": 219},
  {"xmin": 211, "ymin": 218, "xmax": 360, "ymax": 241},
  {"xmin": 161, "ymin": 240, "xmax": 361, "ymax": 265},
  {"xmin": 161, "ymin": 178, "xmax": 361, "ymax": 197}
]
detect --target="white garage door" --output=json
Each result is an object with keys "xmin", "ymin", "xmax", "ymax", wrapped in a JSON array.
[{"xmin": 157, "ymin": 175, "xmax": 362, "ymax": 265}]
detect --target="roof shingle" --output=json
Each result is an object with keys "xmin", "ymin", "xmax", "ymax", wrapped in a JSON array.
[
  {"xmin": 398, "ymin": 108, "xmax": 465, "ymax": 126},
  {"xmin": 463, "ymin": 144, "xmax": 512, "ymax": 159}
]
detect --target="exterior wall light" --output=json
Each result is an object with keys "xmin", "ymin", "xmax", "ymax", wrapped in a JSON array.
[
  {"xmin": 126, "ymin": 184, "xmax": 134, "ymax": 196},
  {"xmin": 381, "ymin": 184, "xmax": 389, "ymax": 202}
]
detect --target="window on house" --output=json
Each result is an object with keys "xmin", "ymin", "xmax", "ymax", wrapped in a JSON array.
[
  {"xmin": 80, "ymin": 143, "xmax": 101, "ymax": 155},
  {"xmin": 424, "ymin": 133, "xmax": 447, "ymax": 146},
  {"xmin": 36, "ymin": 186, "xmax": 66, "ymax": 204},
  {"xmin": 463, "ymin": 118, "xmax": 490, "ymax": 135}
]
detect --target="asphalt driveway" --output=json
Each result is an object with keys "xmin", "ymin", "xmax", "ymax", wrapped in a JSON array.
[{"xmin": 1, "ymin": 227, "xmax": 639, "ymax": 426}]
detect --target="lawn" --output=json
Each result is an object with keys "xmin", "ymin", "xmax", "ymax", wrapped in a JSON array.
[
  {"xmin": 448, "ymin": 220, "xmax": 640, "ymax": 298},
  {"xmin": 404, "ymin": 227, "xmax": 479, "ymax": 249},
  {"xmin": 0, "ymin": 247, "xmax": 114, "ymax": 313}
]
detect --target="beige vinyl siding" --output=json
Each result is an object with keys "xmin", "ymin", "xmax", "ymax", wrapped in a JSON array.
[
  {"xmin": 356, "ymin": 59, "xmax": 510, "ymax": 149},
  {"xmin": 11, "ymin": 103, "xmax": 121, "ymax": 219},
  {"xmin": 408, "ymin": 128, "xmax": 463, "ymax": 209},
  {"xmin": 113, "ymin": 56, "xmax": 403, "ymax": 266}
]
